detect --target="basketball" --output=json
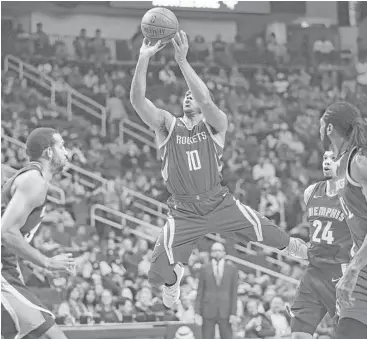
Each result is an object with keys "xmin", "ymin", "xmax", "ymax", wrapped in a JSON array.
[{"xmin": 141, "ymin": 7, "xmax": 179, "ymax": 45}]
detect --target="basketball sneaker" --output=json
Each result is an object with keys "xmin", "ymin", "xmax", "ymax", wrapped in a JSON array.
[{"xmin": 162, "ymin": 263, "xmax": 184, "ymax": 308}]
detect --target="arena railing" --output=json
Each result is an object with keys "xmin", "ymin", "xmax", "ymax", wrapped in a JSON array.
[
  {"xmin": 4, "ymin": 55, "xmax": 107, "ymax": 136},
  {"xmin": 1, "ymin": 163, "xmax": 66, "ymax": 205},
  {"xmin": 1, "ymin": 135, "xmax": 168, "ymax": 215},
  {"xmin": 90, "ymin": 204, "xmax": 302, "ymax": 273},
  {"xmin": 90, "ymin": 205, "xmax": 299, "ymax": 286},
  {"xmin": 2, "ymin": 134, "xmax": 305, "ymax": 270},
  {"xmin": 119, "ymin": 119, "xmax": 159, "ymax": 159}
]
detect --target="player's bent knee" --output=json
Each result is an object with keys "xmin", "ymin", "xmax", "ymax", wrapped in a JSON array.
[{"xmin": 292, "ymin": 332, "xmax": 313, "ymax": 339}]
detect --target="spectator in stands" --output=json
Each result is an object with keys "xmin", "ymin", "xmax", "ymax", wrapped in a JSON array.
[
  {"xmin": 33, "ymin": 22, "xmax": 50, "ymax": 56},
  {"xmin": 84, "ymin": 69, "xmax": 99, "ymax": 89},
  {"xmin": 73, "ymin": 28, "xmax": 89, "ymax": 60},
  {"xmin": 89, "ymin": 29, "xmax": 109, "ymax": 64},
  {"xmin": 313, "ymin": 37, "xmax": 335, "ymax": 64},
  {"xmin": 243, "ymin": 298, "xmax": 276, "ymax": 338},
  {"xmin": 191, "ymin": 34, "xmax": 209, "ymax": 62},
  {"xmin": 99, "ymin": 289, "xmax": 121, "ymax": 323},
  {"xmin": 212, "ymin": 34, "xmax": 231, "ymax": 69},
  {"xmin": 106, "ymin": 87, "xmax": 128, "ymax": 138},
  {"xmin": 252, "ymin": 157, "xmax": 276, "ymax": 181},
  {"xmin": 118, "ymin": 298, "xmax": 135, "ymax": 322},
  {"xmin": 158, "ymin": 64, "xmax": 177, "ymax": 87},
  {"xmin": 266, "ymin": 297, "xmax": 291, "ymax": 339},
  {"xmin": 14, "ymin": 23, "xmax": 33, "ymax": 58},
  {"xmin": 57, "ymin": 286, "xmax": 88, "ymax": 324}
]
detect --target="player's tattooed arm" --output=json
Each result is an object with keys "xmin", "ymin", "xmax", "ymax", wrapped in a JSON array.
[
  {"xmin": 130, "ymin": 40, "xmax": 173, "ymax": 133},
  {"xmin": 303, "ymin": 183, "xmax": 318, "ymax": 205},
  {"xmin": 172, "ymin": 30, "xmax": 228, "ymax": 133},
  {"xmin": 1, "ymin": 171, "xmax": 50, "ymax": 268},
  {"xmin": 350, "ymin": 149, "xmax": 367, "ymax": 201}
]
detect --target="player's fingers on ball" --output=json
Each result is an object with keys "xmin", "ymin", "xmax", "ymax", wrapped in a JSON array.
[
  {"xmin": 171, "ymin": 38, "xmax": 179, "ymax": 50},
  {"xmin": 176, "ymin": 32, "xmax": 182, "ymax": 45}
]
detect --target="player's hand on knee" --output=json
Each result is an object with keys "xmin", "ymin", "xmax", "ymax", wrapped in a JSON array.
[
  {"xmin": 194, "ymin": 314, "xmax": 203, "ymax": 326},
  {"xmin": 46, "ymin": 253, "xmax": 76, "ymax": 274}
]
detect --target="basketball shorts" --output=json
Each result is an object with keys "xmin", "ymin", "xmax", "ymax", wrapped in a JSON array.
[
  {"xmin": 152, "ymin": 187, "xmax": 290, "ymax": 265},
  {"xmin": 338, "ymin": 267, "xmax": 367, "ymax": 326},
  {"xmin": 334, "ymin": 317, "xmax": 367, "ymax": 339},
  {"xmin": 290, "ymin": 265, "xmax": 343, "ymax": 334},
  {"xmin": 1, "ymin": 268, "xmax": 55, "ymax": 339}
]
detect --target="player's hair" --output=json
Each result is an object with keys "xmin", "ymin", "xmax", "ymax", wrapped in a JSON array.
[
  {"xmin": 324, "ymin": 101, "xmax": 367, "ymax": 151},
  {"xmin": 26, "ymin": 127, "xmax": 59, "ymax": 161}
]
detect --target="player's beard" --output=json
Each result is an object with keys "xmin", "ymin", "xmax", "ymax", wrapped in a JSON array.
[{"xmin": 51, "ymin": 153, "xmax": 66, "ymax": 173}]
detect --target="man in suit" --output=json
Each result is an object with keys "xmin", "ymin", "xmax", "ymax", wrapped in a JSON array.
[{"xmin": 195, "ymin": 242, "xmax": 239, "ymax": 339}]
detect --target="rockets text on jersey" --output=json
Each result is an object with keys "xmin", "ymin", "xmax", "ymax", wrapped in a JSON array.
[
  {"xmin": 306, "ymin": 181, "xmax": 352, "ymax": 268},
  {"xmin": 159, "ymin": 117, "xmax": 224, "ymax": 196},
  {"xmin": 1, "ymin": 162, "xmax": 47, "ymax": 270}
]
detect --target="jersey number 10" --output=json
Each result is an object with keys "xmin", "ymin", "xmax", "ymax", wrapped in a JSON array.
[
  {"xmin": 312, "ymin": 220, "xmax": 335, "ymax": 244},
  {"xmin": 186, "ymin": 150, "xmax": 202, "ymax": 171}
]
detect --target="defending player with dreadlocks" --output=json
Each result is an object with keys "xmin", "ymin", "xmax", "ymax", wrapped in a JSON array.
[{"xmin": 319, "ymin": 102, "xmax": 367, "ymax": 339}]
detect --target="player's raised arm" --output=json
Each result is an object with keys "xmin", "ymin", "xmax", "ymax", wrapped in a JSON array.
[
  {"xmin": 1, "ymin": 171, "xmax": 73, "ymax": 271},
  {"xmin": 130, "ymin": 38, "xmax": 173, "ymax": 131},
  {"xmin": 172, "ymin": 31, "xmax": 228, "ymax": 133}
]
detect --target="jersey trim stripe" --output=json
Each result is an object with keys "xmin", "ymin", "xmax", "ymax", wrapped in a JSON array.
[
  {"xmin": 1, "ymin": 275, "xmax": 55, "ymax": 319},
  {"xmin": 203, "ymin": 120, "xmax": 224, "ymax": 148},
  {"xmin": 163, "ymin": 216, "xmax": 176, "ymax": 264},
  {"xmin": 1, "ymin": 293, "xmax": 21, "ymax": 339},
  {"xmin": 235, "ymin": 199, "xmax": 263, "ymax": 242},
  {"xmin": 158, "ymin": 117, "xmax": 176, "ymax": 149},
  {"xmin": 346, "ymin": 147, "xmax": 362, "ymax": 187}
]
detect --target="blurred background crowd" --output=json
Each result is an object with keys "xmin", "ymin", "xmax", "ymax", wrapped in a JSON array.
[{"xmin": 2, "ymin": 1, "xmax": 367, "ymax": 339}]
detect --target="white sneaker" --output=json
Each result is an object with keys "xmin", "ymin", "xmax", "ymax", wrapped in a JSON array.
[{"xmin": 162, "ymin": 263, "xmax": 184, "ymax": 308}]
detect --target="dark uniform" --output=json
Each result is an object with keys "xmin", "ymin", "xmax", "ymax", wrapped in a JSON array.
[
  {"xmin": 335, "ymin": 147, "xmax": 367, "ymax": 336},
  {"xmin": 291, "ymin": 180, "xmax": 352, "ymax": 334},
  {"xmin": 1, "ymin": 162, "xmax": 55, "ymax": 339},
  {"xmin": 151, "ymin": 117, "xmax": 289, "ymax": 267}
]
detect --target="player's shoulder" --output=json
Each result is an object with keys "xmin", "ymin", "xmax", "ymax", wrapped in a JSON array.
[
  {"xmin": 304, "ymin": 182, "xmax": 320, "ymax": 205},
  {"xmin": 14, "ymin": 169, "xmax": 48, "ymax": 197},
  {"xmin": 350, "ymin": 147, "xmax": 367, "ymax": 184}
]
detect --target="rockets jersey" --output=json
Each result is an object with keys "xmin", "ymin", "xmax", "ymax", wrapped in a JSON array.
[
  {"xmin": 336, "ymin": 147, "xmax": 367, "ymax": 292},
  {"xmin": 159, "ymin": 117, "xmax": 223, "ymax": 196},
  {"xmin": 1, "ymin": 162, "xmax": 47, "ymax": 270},
  {"xmin": 306, "ymin": 180, "xmax": 352, "ymax": 268}
]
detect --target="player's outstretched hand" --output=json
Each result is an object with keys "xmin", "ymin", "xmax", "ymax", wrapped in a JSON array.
[
  {"xmin": 336, "ymin": 268, "xmax": 358, "ymax": 310},
  {"xmin": 46, "ymin": 253, "xmax": 76, "ymax": 275},
  {"xmin": 172, "ymin": 30, "xmax": 189, "ymax": 63},
  {"xmin": 140, "ymin": 38, "xmax": 165, "ymax": 58}
]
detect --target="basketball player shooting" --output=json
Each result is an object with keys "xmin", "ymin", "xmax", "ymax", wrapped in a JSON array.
[
  {"xmin": 130, "ymin": 31, "xmax": 307, "ymax": 308},
  {"xmin": 319, "ymin": 102, "xmax": 367, "ymax": 338},
  {"xmin": 1, "ymin": 128, "xmax": 74, "ymax": 339}
]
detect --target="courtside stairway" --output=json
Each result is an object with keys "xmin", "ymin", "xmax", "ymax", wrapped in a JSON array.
[
  {"xmin": 4, "ymin": 55, "xmax": 157, "ymax": 155},
  {"xmin": 2, "ymin": 134, "xmax": 307, "ymax": 276}
]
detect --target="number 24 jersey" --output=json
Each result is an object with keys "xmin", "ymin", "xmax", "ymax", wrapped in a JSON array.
[{"xmin": 306, "ymin": 180, "xmax": 352, "ymax": 268}]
